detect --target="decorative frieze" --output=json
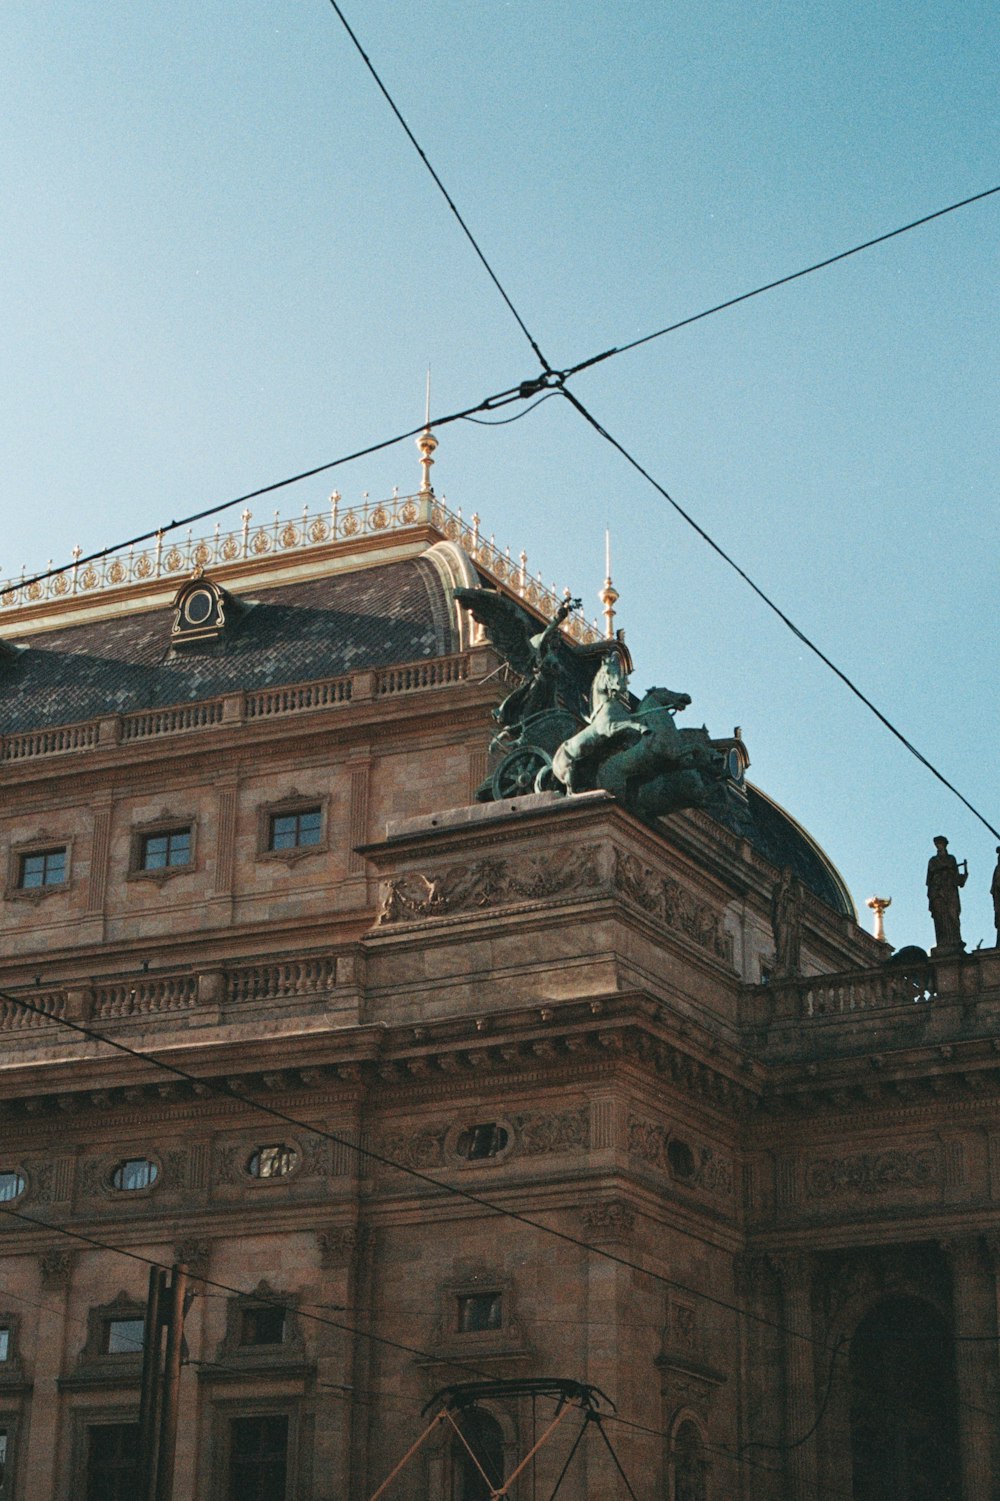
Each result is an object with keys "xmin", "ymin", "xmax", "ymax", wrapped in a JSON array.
[
  {"xmin": 627, "ymin": 1114, "xmax": 734, "ymax": 1197},
  {"xmin": 804, "ymin": 1148, "xmax": 938, "ymax": 1199},
  {"xmin": 612, "ymin": 849, "xmax": 730, "ymax": 960},
  {"xmin": 376, "ymin": 844, "xmax": 603, "ymax": 924}
]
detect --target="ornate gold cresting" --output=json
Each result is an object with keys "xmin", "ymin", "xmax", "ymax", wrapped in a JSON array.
[
  {"xmin": 599, "ymin": 527, "xmax": 619, "ymax": 639},
  {"xmin": 417, "ymin": 368, "xmax": 438, "ymax": 497},
  {"xmin": 866, "ymin": 895, "xmax": 892, "ymax": 943}
]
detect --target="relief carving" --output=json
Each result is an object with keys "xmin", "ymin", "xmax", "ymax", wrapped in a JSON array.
[
  {"xmin": 513, "ymin": 1107, "xmax": 590, "ymax": 1155},
  {"xmin": 613, "ymin": 849, "xmax": 729, "ymax": 960},
  {"xmin": 627, "ymin": 1114, "xmax": 733, "ymax": 1197},
  {"xmin": 805, "ymin": 1149, "xmax": 938, "ymax": 1199},
  {"xmin": 377, "ymin": 844, "xmax": 602, "ymax": 924},
  {"xmin": 379, "ymin": 1128, "xmax": 447, "ymax": 1171},
  {"xmin": 40, "ymin": 1247, "xmax": 75, "ymax": 1287},
  {"xmin": 318, "ymin": 1225, "xmax": 359, "ymax": 1267},
  {"xmin": 581, "ymin": 1199, "xmax": 635, "ymax": 1242}
]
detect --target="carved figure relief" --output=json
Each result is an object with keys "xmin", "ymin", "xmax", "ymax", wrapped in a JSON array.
[
  {"xmin": 613, "ymin": 849, "xmax": 729, "ymax": 960},
  {"xmin": 805, "ymin": 1149, "xmax": 938, "ymax": 1199},
  {"xmin": 511, "ymin": 1107, "xmax": 590, "ymax": 1155},
  {"xmin": 377, "ymin": 844, "xmax": 603, "ymax": 925}
]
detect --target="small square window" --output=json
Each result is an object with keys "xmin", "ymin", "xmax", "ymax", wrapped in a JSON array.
[
  {"xmin": 269, "ymin": 808, "xmax": 321, "ymax": 851},
  {"xmin": 0, "ymin": 1329, "xmax": 9, "ymax": 1362},
  {"xmin": 140, "ymin": 828, "xmax": 191, "ymax": 870},
  {"xmin": 457, "ymin": 1292, "xmax": 502, "ymax": 1333},
  {"xmin": 19, "ymin": 848, "xmax": 67, "ymax": 888},
  {"xmin": 239, "ymin": 1305, "xmax": 286, "ymax": 1347},
  {"xmin": 103, "ymin": 1317, "xmax": 145, "ymax": 1355}
]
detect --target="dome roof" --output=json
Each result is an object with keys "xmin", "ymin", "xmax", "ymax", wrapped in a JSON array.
[{"xmin": 713, "ymin": 782, "xmax": 856, "ymax": 918}]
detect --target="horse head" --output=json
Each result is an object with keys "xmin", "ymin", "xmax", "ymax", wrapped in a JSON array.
[{"xmin": 639, "ymin": 686, "xmax": 692, "ymax": 715}]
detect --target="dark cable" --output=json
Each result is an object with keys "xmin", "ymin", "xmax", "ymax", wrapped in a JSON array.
[
  {"xmin": 0, "ymin": 986, "xmax": 849, "ymax": 1359},
  {"xmin": 557, "ymin": 385, "xmax": 1000, "ymax": 842},
  {"xmin": 322, "ymin": 0, "xmax": 551, "ymax": 374},
  {"xmin": 0, "ymin": 382, "xmax": 534, "ymax": 603},
  {"xmin": 462, "ymin": 392, "xmax": 560, "ymax": 426},
  {"xmin": 564, "ymin": 182, "xmax": 1000, "ymax": 378}
]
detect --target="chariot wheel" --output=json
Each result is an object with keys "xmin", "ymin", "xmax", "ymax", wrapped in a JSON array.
[{"xmin": 491, "ymin": 747, "xmax": 552, "ymax": 799}]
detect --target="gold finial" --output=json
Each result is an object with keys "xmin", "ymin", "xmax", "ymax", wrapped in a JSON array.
[
  {"xmin": 599, "ymin": 526, "xmax": 619, "ymax": 639},
  {"xmin": 417, "ymin": 368, "xmax": 438, "ymax": 497},
  {"xmin": 866, "ymin": 895, "xmax": 892, "ymax": 943}
]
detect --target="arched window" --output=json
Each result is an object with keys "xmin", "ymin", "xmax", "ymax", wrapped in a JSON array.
[
  {"xmin": 849, "ymin": 1294, "xmax": 960, "ymax": 1501},
  {"xmin": 451, "ymin": 1409, "xmax": 505, "ymax": 1501},
  {"xmin": 671, "ymin": 1419, "xmax": 707, "ymax": 1501}
]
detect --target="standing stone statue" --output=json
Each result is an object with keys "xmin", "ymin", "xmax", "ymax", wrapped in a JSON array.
[
  {"xmin": 926, "ymin": 836, "xmax": 967, "ymax": 952},
  {"xmin": 771, "ymin": 867, "xmax": 803, "ymax": 977},
  {"xmin": 991, "ymin": 847, "xmax": 1000, "ymax": 947}
]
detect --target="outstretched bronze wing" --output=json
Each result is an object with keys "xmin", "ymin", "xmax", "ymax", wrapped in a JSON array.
[{"xmin": 453, "ymin": 587, "xmax": 539, "ymax": 678}]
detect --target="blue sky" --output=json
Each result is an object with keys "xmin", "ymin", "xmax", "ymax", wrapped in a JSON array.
[{"xmin": 3, "ymin": 0, "xmax": 998, "ymax": 952}]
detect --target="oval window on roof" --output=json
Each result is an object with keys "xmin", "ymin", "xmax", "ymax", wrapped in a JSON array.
[
  {"xmin": 247, "ymin": 1145, "xmax": 298, "ymax": 1180},
  {"xmin": 0, "ymin": 1171, "xmax": 25, "ymax": 1202},
  {"xmin": 111, "ymin": 1158, "xmax": 158, "ymax": 1192}
]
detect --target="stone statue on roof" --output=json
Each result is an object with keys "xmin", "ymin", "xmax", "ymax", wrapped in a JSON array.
[{"xmin": 926, "ymin": 835, "xmax": 967, "ymax": 952}]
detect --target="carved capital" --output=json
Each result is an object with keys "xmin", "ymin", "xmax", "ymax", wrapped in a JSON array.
[
  {"xmin": 579, "ymin": 1199, "xmax": 635, "ymax": 1244},
  {"xmin": 39, "ymin": 1247, "xmax": 75, "ymax": 1287},
  {"xmin": 174, "ymin": 1240, "xmax": 211, "ymax": 1280},
  {"xmin": 318, "ymin": 1225, "xmax": 360, "ymax": 1268}
]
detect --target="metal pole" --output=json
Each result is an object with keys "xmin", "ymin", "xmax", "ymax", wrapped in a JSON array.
[
  {"xmin": 154, "ymin": 1263, "xmax": 188, "ymax": 1501},
  {"xmin": 138, "ymin": 1266, "xmax": 164, "ymax": 1501}
]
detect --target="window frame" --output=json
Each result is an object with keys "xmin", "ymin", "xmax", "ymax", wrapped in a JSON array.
[
  {"xmin": 6, "ymin": 836, "xmax": 73, "ymax": 901},
  {"xmin": 0, "ymin": 1411, "xmax": 23, "ymax": 1501},
  {"xmin": 207, "ymin": 1398, "xmax": 303, "ymax": 1501},
  {"xmin": 256, "ymin": 794, "xmax": 328, "ymax": 865},
  {"xmin": 128, "ymin": 814, "xmax": 198, "ymax": 884},
  {"xmin": 108, "ymin": 1156, "xmax": 161, "ymax": 1196}
]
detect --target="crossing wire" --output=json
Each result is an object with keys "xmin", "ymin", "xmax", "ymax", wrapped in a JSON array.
[
  {"xmin": 322, "ymin": 0, "xmax": 552, "ymax": 374},
  {"xmin": 557, "ymin": 383, "xmax": 1000, "ymax": 844}
]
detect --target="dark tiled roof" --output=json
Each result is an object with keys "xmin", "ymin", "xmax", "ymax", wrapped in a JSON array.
[
  {"xmin": 713, "ymin": 784, "xmax": 853, "ymax": 917},
  {"xmin": 0, "ymin": 558, "xmax": 458, "ymax": 733}
]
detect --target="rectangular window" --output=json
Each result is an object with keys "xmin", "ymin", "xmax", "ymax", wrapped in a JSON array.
[
  {"xmin": 140, "ymin": 828, "xmax": 191, "ymax": 870},
  {"xmin": 0, "ymin": 1429, "xmax": 7, "ymax": 1495},
  {"xmin": 229, "ymin": 1414, "xmax": 289, "ymax": 1501},
  {"xmin": 18, "ymin": 848, "xmax": 67, "ymax": 888},
  {"xmin": 268, "ymin": 808, "xmax": 321, "ymax": 851},
  {"xmin": 103, "ymin": 1318, "xmax": 145, "ymax": 1355},
  {"xmin": 85, "ymin": 1423, "xmax": 141, "ymax": 1501},
  {"xmin": 0, "ymin": 1329, "xmax": 9, "ymax": 1362},
  {"xmin": 239, "ymin": 1306, "xmax": 285, "ymax": 1347},
  {"xmin": 457, "ymin": 1292, "xmax": 502, "ymax": 1333}
]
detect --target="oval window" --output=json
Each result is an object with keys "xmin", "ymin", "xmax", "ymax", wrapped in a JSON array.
[
  {"xmin": 0, "ymin": 1171, "xmax": 26, "ymax": 1202},
  {"xmin": 111, "ymin": 1158, "xmax": 158, "ymax": 1192},
  {"xmin": 247, "ymin": 1145, "xmax": 298, "ymax": 1179},
  {"xmin": 455, "ymin": 1124, "xmax": 509, "ymax": 1161},
  {"xmin": 667, "ymin": 1139, "xmax": 696, "ymax": 1180}
]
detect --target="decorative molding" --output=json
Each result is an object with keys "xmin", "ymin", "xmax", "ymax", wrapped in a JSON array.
[
  {"xmin": 804, "ymin": 1148, "xmax": 938, "ymax": 1199},
  {"xmin": 214, "ymin": 785, "xmax": 238, "ymax": 895},
  {"xmin": 613, "ymin": 848, "xmax": 731, "ymax": 961},
  {"xmin": 580, "ymin": 1199, "xmax": 635, "ymax": 1243},
  {"xmin": 87, "ymin": 806, "xmax": 113, "ymax": 914},
  {"xmin": 175, "ymin": 1240, "xmax": 212, "ymax": 1279},
  {"xmin": 376, "ymin": 844, "xmax": 603, "ymax": 924},
  {"xmin": 39, "ymin": 1247, "xmax": 75, "ymax": 1287},
  {"xmin": 626, "ymin": 1114, "xmax": 734, "ymax": 1197},
  {"xmin": 512, "ymin": 1106, "xmax": 590, "ymax": 1155},
  {"xmin": 317, "ymin": 1225, "xmax": 359, "ymax": 1268}
]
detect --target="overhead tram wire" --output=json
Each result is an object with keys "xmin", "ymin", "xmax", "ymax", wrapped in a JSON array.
[
  {"xmin": 563, "ymin": 181, "xmax": 1000, "ymax": 378},
  {"xmin": 322, "ymin": 0, "xmax": 552, "ymax": 376},
  {"xmin": 0, "ymin": 984, "xmax": 971, "ymax": 1385},
  {"xmin": 5, "ymin": 180, "xmax": 996, "ymax": 604},
  {"xmin": 557, "ymin": 385, "xmax": 1000, "ymax": 844},
  {"xmin": 0, "ymin": 381, "xmax": 541, "ymax": 604}
]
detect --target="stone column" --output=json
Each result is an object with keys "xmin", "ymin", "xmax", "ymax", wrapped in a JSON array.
[
  {"xmin": 768, "ymin": 1252, "xmax": 817, "ymax": 1501},
  {"xmin": 24, "ymin": 1249, "xmax": 75, "ymax": 1501},
  {"xmin": 943, "ymin": 1237, "xmax": 994, "ymax": 1499}
]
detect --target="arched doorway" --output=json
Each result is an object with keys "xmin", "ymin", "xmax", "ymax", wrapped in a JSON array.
[
  {"xmin": 849, "ymin": 1295, "xmax": 961, "ymax": 1501},
  {"xmin": 451, "ymin": 1409, "xmax": 505, "ymax": 1501}
]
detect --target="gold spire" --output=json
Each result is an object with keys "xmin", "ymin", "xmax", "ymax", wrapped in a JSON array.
[
  {"xmin": 599, "ymin": 526, "xmax": 619, "ymax": 638},
  {"xmin": 417, "ymin": 368, "xmax": 438, "ymax": 497},
  {"xmin": 866, "ymin": 895, "xmax": 892, "ymax": 943}
]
